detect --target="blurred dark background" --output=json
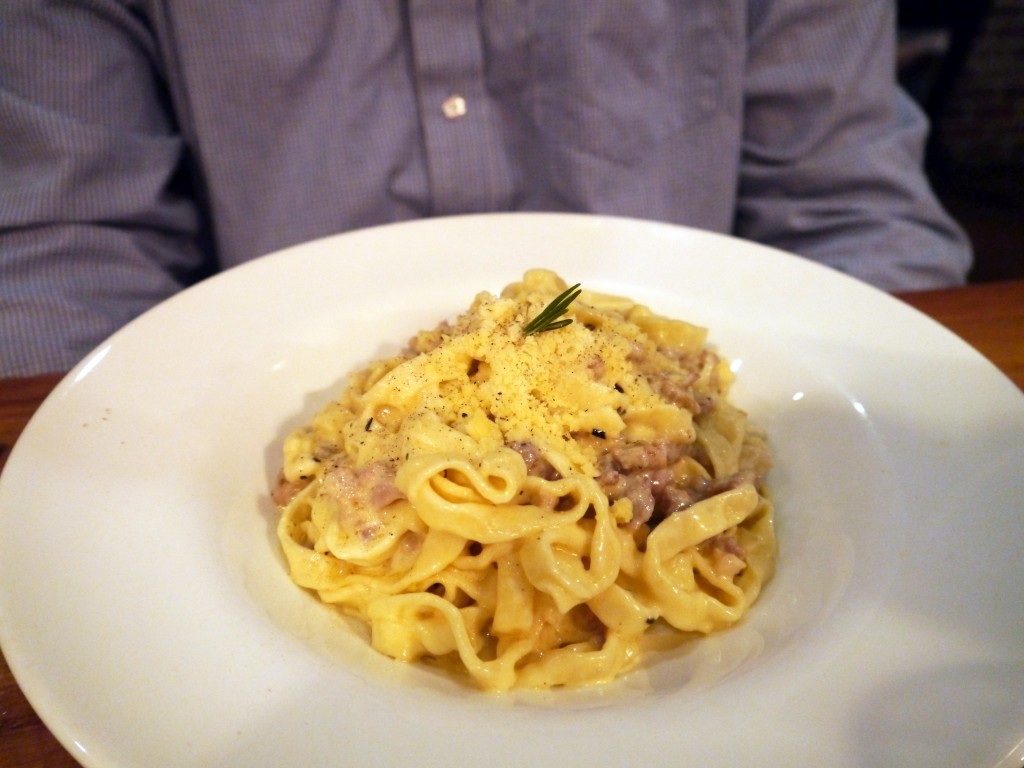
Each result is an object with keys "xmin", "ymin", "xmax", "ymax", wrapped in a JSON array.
[{"xmin": 897, "ymin": 0, "xmax": 1024, "ymax": 283}]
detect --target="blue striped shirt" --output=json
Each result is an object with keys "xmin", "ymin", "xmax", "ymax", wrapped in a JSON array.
[{"xmin": 0, "ymin": 1, "xmax": 971, "ymax": 375}]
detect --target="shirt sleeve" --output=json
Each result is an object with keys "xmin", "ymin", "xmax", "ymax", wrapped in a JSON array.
[
  {"xmin": 735, "ymin": 0, "xmax": 972, "ymax": 291},
  {"xmin": 0, "ymin": 2, "xmax": 209, "ymax": 376}
]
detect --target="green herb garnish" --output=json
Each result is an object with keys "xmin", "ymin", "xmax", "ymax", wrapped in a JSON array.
[{"xmin": 522, "ymin": 283, "xmax": 582, "ymax": 336}]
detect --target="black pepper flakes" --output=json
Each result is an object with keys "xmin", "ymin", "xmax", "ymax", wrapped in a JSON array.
[
  {"xmin": 365, "ymin": 417, "xmax": 373, "ymax": 431},
  {"xmin": 591, "ymin": 429, "xmax": 606, "ymax": 439}
]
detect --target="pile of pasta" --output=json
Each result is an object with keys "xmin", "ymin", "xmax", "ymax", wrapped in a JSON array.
[{"xmin": 274, "ymin": 270, "xmax": 775, "ymax": 692}]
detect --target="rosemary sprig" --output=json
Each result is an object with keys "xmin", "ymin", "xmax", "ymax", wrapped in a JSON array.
[{"xmin": 522, "ymin": 283, "xmax": 582, "ymax": 336}]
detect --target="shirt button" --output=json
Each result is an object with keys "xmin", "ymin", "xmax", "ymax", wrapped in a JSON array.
[{"xmin": 442, "ymin": 94, "xmax": 468, "ymax": 120}]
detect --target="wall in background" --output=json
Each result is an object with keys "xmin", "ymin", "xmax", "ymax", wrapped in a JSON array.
[{"xmin": 899, "ymin": 0, "xmax": 1023, "ymax": 282}]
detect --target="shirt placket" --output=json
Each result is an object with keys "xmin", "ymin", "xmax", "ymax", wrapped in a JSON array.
[{"xmin": 408, "ymin": 0, "xmax": 514, "ymax": 215}]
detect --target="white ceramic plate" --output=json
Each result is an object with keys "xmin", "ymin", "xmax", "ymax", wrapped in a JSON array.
[{"xmin": 2, "ymin": 214, "xmax": 1022, "ymax": 768}]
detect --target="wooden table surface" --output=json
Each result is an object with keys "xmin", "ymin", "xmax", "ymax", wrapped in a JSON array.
[{"xmin": 1, "ymin": 279, "xmax": 1022, "ymax": 767}]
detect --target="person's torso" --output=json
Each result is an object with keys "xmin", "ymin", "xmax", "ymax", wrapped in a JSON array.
[{"xmin": 145, "ymin": 0, "xmax": 747, "ymax": 264}]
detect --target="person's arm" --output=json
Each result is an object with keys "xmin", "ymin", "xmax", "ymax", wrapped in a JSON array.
[
  {"xmin": 735, "ymin": 0, "xmax": 971, "ymax": 291},
  {"xmin": 0, "ymin": 2, "xmax": 209, "ymax": 376}
]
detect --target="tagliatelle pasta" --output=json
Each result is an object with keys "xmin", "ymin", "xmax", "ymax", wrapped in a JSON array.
[{"xmin": 272, "ymin": 269, "xmax": 775, "ymax": 692}]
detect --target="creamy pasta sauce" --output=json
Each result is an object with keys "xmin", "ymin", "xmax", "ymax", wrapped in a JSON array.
[{"xmin": 273, "ymin": 270, "xmax": 775, "ymax": 691}]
